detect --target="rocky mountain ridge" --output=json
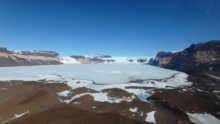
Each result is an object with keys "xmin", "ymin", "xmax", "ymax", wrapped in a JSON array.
[
  {"xmin": 70, "ymin": 55, "xmax": 154, "ymax": 64},
  {"xmin": 153, "ymin": 40, "xmax": 220, "ymax": 73},
  {"xmin": 9, "ymin": 50, "xmax": 59, "ymax": 57},
  {"xmin": 0, "ymin": 46, "xmax": 155, "ymax": 66},
  {"xmin": 0, "ymin": 47, "xmax": 62, "ymax": 67},
  {"xmin": 70, "ymin": 55, "xmax": 106, "ymax": 64}
]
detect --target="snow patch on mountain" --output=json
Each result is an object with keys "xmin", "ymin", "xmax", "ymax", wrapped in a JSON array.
[
  {"xmin": 129, "ymin": 107, "xmax": 138, "ymax": 112},
  {"xmin": 61, "ymin": 56, "xmax": 80, "ymax": 64},
  {"xmin": 186, "ymin": 112, "xmax": 220, "ymax": 124},
  {"xmin": 145, "ymin": 111, "xmax": 156, "ymax": 123},
  {"xmin": 57, "ymin": 90, "xmax": 70, "ymax": 97},
  {"xmin": 2, "ymin": 111, "xmax": 29, "ymax": 124}
]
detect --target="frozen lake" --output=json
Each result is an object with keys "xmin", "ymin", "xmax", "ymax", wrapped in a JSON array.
[
  {"xmin": 0, "ymin": 63, "xmax": 192, "ymax": 104},
  {"xmin": 0, "ymin": 64, "xmax": 186, "ymax": 84}
]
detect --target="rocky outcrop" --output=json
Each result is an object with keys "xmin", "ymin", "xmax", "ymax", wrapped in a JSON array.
[
  {"xmin": 75, "ymin": 58, "xmax": 106, "ymax": 64},
  {"xmin": 70, "ymin": 55, "xmax": 106, "ymax": 64},
  {"xmin": 0, "ymin": 47, "xmax": 62, "ymax": 67},
  {"xmin": 152, "ymin": 51, "xmax": 179, "ymax": 66},
  {"xmin": 153, "ymin": 40, "xmax": 220, "ymax": 73},
  {"xmin": 70, "ymin": 55, "xmax": 113, "ymax": 64},
  {"xmin": 188, "ymin": 60, "xmax": 220, "ymax": 91}
]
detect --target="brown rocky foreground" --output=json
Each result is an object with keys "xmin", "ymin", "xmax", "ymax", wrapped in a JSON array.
[
  {"xmin": 0, "ymin": 79, "xmax": 207, "ymax": 124},
  {"xmin": 10, "ymin": 103, "xmax": 147, "ymax": 124}
]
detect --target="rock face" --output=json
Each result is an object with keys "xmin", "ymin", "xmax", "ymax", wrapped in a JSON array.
[
  {"xmin": 153, "ymin": 40, "xmax": 220, "ymax": 73},
  {"xmin": 0, "ymin": 47, "xmax": 62, "ymax": 67},
  {"xmin": 152, "ymin": 51, "xmax": 179, "ymax": 66}
]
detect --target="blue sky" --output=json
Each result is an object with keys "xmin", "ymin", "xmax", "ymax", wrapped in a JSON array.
[{"xmin": 0, "ymin": 0, "xmax": 220, "ymax": 56}]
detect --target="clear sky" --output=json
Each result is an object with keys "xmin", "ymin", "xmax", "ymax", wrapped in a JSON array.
[{"xmin": 0, "ymin": 0, "xmax": 220, "ymax": 56}]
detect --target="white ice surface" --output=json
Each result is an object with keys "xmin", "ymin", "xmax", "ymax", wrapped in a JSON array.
[
  {"xmin": 0, "ymin": 64, "xmax": 188, "ymax": 84},
  {"xmin": 145, "ymin": 111, "xmax": 156, "ymax": 123},
  {"xmin": 186, "ymin": 112, "xmax": 220, "ymax": 124}
]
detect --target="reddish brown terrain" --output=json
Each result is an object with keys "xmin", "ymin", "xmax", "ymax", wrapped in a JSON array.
[{"xmin": 0, "ymin": 79, "xmax": 199, "ymax": 124}]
